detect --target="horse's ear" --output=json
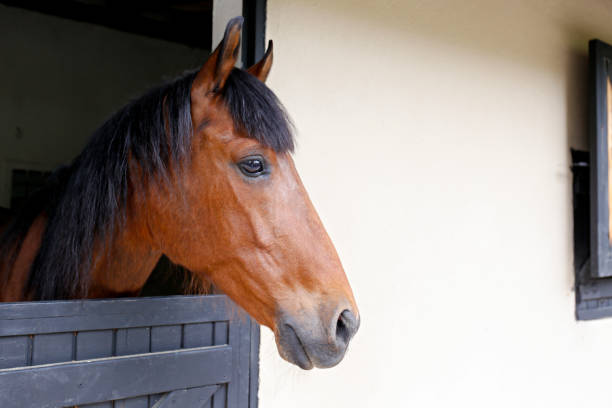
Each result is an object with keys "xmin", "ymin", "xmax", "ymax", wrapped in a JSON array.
[
  {"xmin": 247, "ymin": 40, "xmax": 273, "ymax": 83},
  {"xmin": 193, "ymin": 16, "xmax": 243, "ymax": 97}
]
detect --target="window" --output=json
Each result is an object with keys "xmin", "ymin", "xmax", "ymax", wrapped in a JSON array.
[{"xmin": 574, "ymin": 39, "xmax": 612, "ymax": 319}]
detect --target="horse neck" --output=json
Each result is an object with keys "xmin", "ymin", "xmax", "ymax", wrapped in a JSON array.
[
  {"xmin": 0, "ymin": 214, "xmax": 46, "ymax": 302},
  {"xmin": 2, "ymin": 185, "xmax": 162, "ymax": 301},
  {"xmin": 87, "ymin": 199, "xmax": 162, "ymax": 298}
]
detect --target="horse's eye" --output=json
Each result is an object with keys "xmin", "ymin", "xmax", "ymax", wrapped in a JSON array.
[{"xmin": 238, "ymin": 157, "xmax": 266, "ymax": 176}]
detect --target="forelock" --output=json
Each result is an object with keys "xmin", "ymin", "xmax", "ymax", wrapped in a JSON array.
[{"xmin": 221, "ymin": 68, "xmax": 294, "ymax": 152}]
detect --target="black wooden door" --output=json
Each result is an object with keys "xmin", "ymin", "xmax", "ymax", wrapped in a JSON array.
[{"xmin": 0, "ymin": 295, "xmax": 259, "ymax": 407}]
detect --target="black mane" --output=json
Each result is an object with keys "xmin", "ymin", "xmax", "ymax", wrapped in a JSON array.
[{"xmin": 0, "ymin": 68, "xmax": 294, "ymax": 300}]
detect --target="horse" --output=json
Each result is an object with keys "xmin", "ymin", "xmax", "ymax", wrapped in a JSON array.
[{"xmin": 0, "ymin": 17, "xmax": 359, "ymax": 370}]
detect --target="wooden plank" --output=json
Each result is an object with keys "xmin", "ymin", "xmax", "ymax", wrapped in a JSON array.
[
  {"xmin": 0, "ymin": 295, "xmax": 225, "ymax": 319},
  {"xmin": 202, "ymin": 394, "xmax": 213, "ymax": 408},
  {"xmin": 228, "ymin": 319, "xmax": 242, "ymax": 408},
  {"xmin": 116, "ymin": 328, "xmax": 150, "ymax": 356},
  {"xmin": 249, "ymin": 320, "xmax": 260, "ymax": 408},
  {"xmin": 151, "ymin": 325, "xmax": 182, "ymax": 352},
  {"xmin": 239, "ymin": 318, "xmax": 253, "ymax": 408},
  {"xmin": 227, "ymin": 313, "xmax": 258, "ymax": 408},
  {"xmin": 0, "ymin": 345, "xmax": 232, "ymax": 408},
  {"xmin": 214, "ymin": 321, "xmax": 228, "ymax": 345},
  {"xmin": 242, "ymin": 0, "xmax": 267, "ymax": 68},
  {"xmin": 0, "ymin": 336, "xmax": 28, "ymax": 369},
  {"xmin": 116, "ymin": 396, "xmax": 149, "ymax": 407},
  {"xmin": 149, "ymin": 394, "xmax": 164, "ymax": 407},
  {"xmin": 212, "ymin": 384, "xmax": 227, "ymax": 408},
  {"xmin": 213, "ymin": 322, "xmax": 228, "ymax": 408},
  {"xmin": 76, "ymin": 330, "xmax": 113, "ymax": 360},
  {"xmin": 150, "ymin": 394, "xmax": 168, "ymax": 408},
  {"xmin": 212, "ymin": 318, "xmax": 229, "ymax": 406},
  {"xmin": 81, "ymin": 402, "xmax": 113, "ymax": 407},
  {"xmin": 0, "ymin": 295, "xmax": 231, "ymax": 336},
  {"xmin": 152, "ymin": 385, "xmax": 218, "ymax": 408},
  {"xmin": 32, "ymin": 333, "xmax": 74, "ymax": 365},
  {"xmin": 183, "ymin": 323, "xmax": 214, "ymax": 348}
]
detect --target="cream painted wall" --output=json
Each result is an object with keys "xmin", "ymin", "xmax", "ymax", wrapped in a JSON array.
[{"xmin": 260, "ymin": 1, "xmax": 612, "ymax": 406}]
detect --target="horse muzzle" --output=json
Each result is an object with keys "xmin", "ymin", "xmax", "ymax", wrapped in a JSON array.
[{"xmin": 275, "ymin": 307, "xmax": 360, "ymax": 370}]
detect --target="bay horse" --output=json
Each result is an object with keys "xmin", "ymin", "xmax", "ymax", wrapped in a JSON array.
[{"xmin": 0, "ymin": 17, "xmax": 359, "ymax": 370}]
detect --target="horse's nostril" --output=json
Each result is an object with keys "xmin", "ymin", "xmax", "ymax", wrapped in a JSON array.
[{"xmin": 335, "ymin": 309, "xmax": 358, "ymax": 345}]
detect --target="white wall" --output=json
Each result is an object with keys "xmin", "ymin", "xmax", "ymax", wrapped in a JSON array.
[
  {"xmin": 0, "ymin": 5, "xmax": 207, "ymax": 207},
  {"xmin": 260, "ymin": 1, "xmax": 612, "ymax": 406}
]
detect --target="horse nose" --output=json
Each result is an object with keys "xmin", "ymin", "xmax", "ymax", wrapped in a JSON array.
[
  {"xmin": 334, "ymin": 309, "xmax": 359, "ymax": 346},
  {"xmin": 276, "ymin": 306, "xmax": 360, "ymax": 369}
]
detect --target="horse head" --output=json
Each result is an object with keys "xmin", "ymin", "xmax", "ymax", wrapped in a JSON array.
[{"xmin": 150, "ymin": 18, "xmax": 359, "ymax": 369}]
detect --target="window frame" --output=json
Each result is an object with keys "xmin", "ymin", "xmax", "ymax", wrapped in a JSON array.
[{"xmin": 574, "ymin": 39, "xmax": 612, "ymax": 319}]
